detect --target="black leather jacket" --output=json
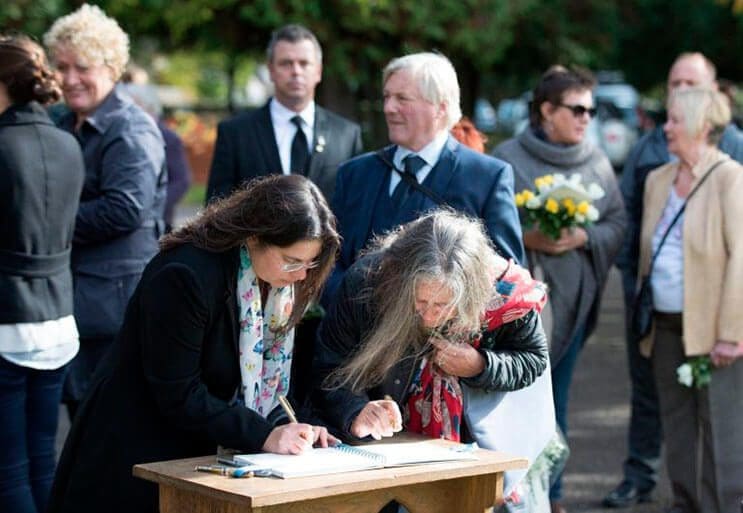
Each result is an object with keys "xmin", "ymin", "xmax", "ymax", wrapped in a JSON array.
[{"xmin": 312, "ymin": 254, "xmax": 549, "ymax": 439}]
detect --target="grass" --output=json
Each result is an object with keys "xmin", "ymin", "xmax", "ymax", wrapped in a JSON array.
[{"xmin": 182, "ymin": 183, "xmax": 206, "ymax": 206}]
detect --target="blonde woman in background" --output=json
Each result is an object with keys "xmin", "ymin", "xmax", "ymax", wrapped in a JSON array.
[
  {"xmin": 638, "ymin": 87, "xmax": 743, "ymax": 513},
  {"xmin": 43, "ymin": 4, "xmax": 167, "ymax": 419}
]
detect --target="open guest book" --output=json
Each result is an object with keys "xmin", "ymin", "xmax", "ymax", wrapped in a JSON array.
[{"xmin": 232, "ymin": 440, "xmax": 478, "ymax": 479}]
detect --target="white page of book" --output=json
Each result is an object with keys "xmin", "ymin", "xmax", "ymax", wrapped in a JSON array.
[
  {"xmin": 359, "ymin": 441, "xmax": 478, "ymax": 466},
  {"xmin": 233, "ymin": 447, "xmax": 381, "ymax": 478},
  {"xmin": 232, "ymin": 441, "xmax": 477, "ymax": 478}
]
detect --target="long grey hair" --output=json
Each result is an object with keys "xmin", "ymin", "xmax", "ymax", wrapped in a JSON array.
[{"xmin": 328, "ymin": 209, "xmax": 506, "ymax": 392}]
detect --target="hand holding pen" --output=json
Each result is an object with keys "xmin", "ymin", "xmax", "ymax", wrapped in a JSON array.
[{"xmin": 261, "ymin": 395, "xmax": 337, "ymax": 454}]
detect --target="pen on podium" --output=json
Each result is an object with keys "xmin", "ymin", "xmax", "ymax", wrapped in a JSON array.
[
  {"xmin": 277, "ymin": 395, "xmax": 298, "ymax": 423},
  {"xmin": 195, "ymin": 465, "xmax": 254, "ymax": 478}
]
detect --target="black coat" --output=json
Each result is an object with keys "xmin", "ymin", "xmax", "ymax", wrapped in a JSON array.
[
  {"xmin": 48, "ymin": 244, "xmax": 298, "ymax": 513},
  {"xmin": 0, "ymin": 102, "xmax": 84, "ymax": 323},
  {"xmin": 312, "ymin": 254, "xmax": 549, "ymax": 439},
  {"xmin": 206, "ymin": 101, "xmax": 362, "ymax": 202}
]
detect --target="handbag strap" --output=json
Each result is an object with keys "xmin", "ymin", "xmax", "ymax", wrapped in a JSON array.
[
  {"xmin": 375, "ymin": 149, "xmax": 449, "ymax": 207},
  {"xmin": 648, "ymin": 159, "xmax": 725, "ymax": 273}
]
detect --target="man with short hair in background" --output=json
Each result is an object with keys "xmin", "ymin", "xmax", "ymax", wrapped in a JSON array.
[
  {"xmin": 604, "ymin": 51, "xmax": 743, "ymax": 509},
  {"xmin": 206, "ymin": 24, "xmax": 362, "ymax": 203}
]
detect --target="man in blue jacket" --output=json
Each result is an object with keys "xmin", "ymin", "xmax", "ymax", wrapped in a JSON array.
[
  {"xmin": 325, "ymin": 52, "xmax": 525, "ymax": 305},
  {"xmin": 604, "ymin": 51, "xmax": 743, "ymax": 508}
]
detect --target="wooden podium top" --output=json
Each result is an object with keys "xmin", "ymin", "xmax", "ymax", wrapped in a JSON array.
[{"xmin": 133, "ymin": 439, "xmax": 527, "ymax": 510}]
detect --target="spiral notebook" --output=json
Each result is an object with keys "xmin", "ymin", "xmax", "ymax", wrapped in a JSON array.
[{"xmin": 233, "ymin": 440, "xmax": 478, "ymax": 478}]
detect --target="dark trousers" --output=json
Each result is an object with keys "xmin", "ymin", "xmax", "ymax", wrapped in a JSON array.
[
  {"xmin": 620, "ymin": 270, "xmax": 661, "ymax": 489},
  {"xmin": 0, "ymin": 357, "xmax": 66, "ymax": 513},
  {"xmin": 62, "ymin": 336, "xmax": 115, "ymax": 420},
  {"xmin": 549, "ymin": 327, "xmax": 585, "ymax": 501},
  {"xmin": 652, "ymin": 313, "xmax": 743, "ymax": 513}
]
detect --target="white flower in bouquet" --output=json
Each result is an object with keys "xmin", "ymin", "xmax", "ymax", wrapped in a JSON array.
[
  {"xmin": 515, "ymin": 173, "xmax": 605, "ymax": 240},
  {"xmin": 525, "ymin": 196, "xmax": 542, "ymax": 209},
  {"xmin": 676, "ymin": 363, "xmax": 694, "ymax": 387},
  {"xmin": 586, "ymin": 204, "xmax": 599, "ymax": 222},
  {"xmin": 542, "ymin": 174, "xmax": 605, "ymax": 203}
]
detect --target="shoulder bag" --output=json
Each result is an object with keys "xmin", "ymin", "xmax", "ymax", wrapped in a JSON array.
[{"xmin": 631, "ymin": 159, "xmax": 725, "ymax": 341}]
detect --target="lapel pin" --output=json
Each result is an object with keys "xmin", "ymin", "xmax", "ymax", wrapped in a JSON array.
[{"xmin": 315, "ymin": 135, "xmax": 326, "ymax": 153}]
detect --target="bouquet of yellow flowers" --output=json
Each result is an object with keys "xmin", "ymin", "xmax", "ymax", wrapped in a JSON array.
[{"xmin": 515, "ymin": 173, "xmax": 604, "ymax": 240}]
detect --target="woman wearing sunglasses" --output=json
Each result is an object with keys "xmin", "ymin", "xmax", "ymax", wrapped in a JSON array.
[
  {"xmin": 494, "ymin": 65, "xmax": 626, "ymax": 513},
  {"xmin": 48, "ymin": 175, "xmax": 340, "ymax": 513}
]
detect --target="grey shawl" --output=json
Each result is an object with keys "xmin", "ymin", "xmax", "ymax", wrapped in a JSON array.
[{"xmin": 494, "ymin": 128, "xmax": 626, "ymax": 365}]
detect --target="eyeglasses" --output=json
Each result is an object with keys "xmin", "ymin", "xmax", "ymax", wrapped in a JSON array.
[
  {"xmin": 557, "ymin": 103, "xmax": 597, "ymax": 118},
  {"xmin": 281, "ymin": 260, "xmax": 320, "ymax": 273}
]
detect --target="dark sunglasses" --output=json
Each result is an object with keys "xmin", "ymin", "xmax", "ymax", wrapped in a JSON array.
[{"xmin": 557, "ymin": 103, "xmax": 597, "ymax": 118}]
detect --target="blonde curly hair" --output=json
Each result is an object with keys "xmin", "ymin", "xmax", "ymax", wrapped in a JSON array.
[{"xmin": 43, "ymin": 4, "xmax": 129, "ymax": 80}]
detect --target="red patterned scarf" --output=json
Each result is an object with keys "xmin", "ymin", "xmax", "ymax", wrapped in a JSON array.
[{"xmin": 405, "ymin": 261, "xmax": 547, "ymax": 441}]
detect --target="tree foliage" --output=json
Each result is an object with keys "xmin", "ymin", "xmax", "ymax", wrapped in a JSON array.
[{"xmin": 2, "ymin": 0, "xmax": 741, "ymax": 142}]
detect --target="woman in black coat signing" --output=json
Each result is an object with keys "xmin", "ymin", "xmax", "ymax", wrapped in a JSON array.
[{"xmin": 48, "ymin": 175, "xmax": 340, "ymax": 513}]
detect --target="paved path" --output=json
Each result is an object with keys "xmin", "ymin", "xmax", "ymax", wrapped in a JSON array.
[
  {"xmin": 55, "ymin": 204, "xmax": 672, "ymax": 512},
  {"xmin": 559, "ymin": 267, "xmax": 670, "ymax": 512}
]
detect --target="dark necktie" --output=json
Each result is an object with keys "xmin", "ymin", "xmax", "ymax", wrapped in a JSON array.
[
  {"xmin": 290, "ymin": 115, "xmax": 310, "ymax": 175},
  {"xmin": 391, "ymin": 154, "xmax": 426, "ymax": 205}
]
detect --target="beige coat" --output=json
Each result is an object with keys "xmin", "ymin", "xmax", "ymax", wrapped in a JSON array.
[{"xmin": 639, "ymin": 147, "xmax": 743, "ymax": 357}]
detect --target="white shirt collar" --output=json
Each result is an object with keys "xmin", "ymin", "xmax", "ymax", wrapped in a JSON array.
[
  {"xmin": 270, "ymin": 98, "xmax": 315, "ymax": 128},
  {"xmin": 269, "ymin": 98, "xmax": 316, "ymax": 174},
  {"xmin": 393, "ymin": 130, "xmax": 449, "ymax": 169}
]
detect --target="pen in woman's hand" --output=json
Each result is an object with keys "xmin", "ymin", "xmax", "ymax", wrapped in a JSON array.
[{"xmin": 277, "ymin": 395, "xmax": 298, "ymax": 423}]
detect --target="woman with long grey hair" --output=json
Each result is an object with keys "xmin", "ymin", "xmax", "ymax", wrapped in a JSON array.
[{"xmin": 313, "ymin": 209, "xmax": 549, "ymax": 444}]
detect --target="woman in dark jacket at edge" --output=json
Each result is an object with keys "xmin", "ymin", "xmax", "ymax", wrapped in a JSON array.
[
  {"xmin": 0, "ymin": 34, "xmax": 84, "ymax": 513},
  {"xmin": 313, "ymin": 209, "xmax": 548, "ymax": 446},
  {"xmin": 48, "ymin": 175, "xmax": 340, "ymax": 513}
]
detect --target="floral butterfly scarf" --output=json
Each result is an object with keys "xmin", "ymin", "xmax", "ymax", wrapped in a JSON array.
[
  {"xmin": 237, "ymin": 246, "xmax": 295, "ymax": 417},
  {"xmin": 406, "ymin": 260, "xmax": 547, "ymax": 441}
]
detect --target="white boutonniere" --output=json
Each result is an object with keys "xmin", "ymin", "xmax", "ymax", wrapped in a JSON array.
[
  {"xmin": 676, "ymin": 356, "xmax": 711, "ymax": 388},
  {"xmin": 315, "ymin": 135, "xmax": 326, "ymax": 153}
]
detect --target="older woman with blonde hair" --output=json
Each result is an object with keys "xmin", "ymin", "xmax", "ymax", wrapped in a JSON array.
[
  {"xmin": 43, "ymin": 4, "xmax": 167, "ymax": 419},
  {"xmin": 638, "ymin": 86, "xmax": 743, "ymax": 513}
]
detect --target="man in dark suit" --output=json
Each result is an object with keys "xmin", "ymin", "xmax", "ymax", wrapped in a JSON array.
[
  {"xmin": 325, "ymin": 52, "xmax": 525, "ymax": 304},
  {"xmin": 206, "ymin": 24, "xmax": 362, "ymax": 202}
]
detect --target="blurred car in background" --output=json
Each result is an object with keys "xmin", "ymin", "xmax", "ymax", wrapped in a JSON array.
[
  {"xmin": 496, "ymin": 92, "xmax": 531, "ymax": 135},
  {"xmin": 591, "ymin": 100, "xmax": 638, "ymax": 169},
  {"xmin": 473, "ymin": 97, "xmax": 498, "ymax": 133},
  {"xmin": 594, "ymin": 72, "xmax": 641, "ymax": 131}
]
